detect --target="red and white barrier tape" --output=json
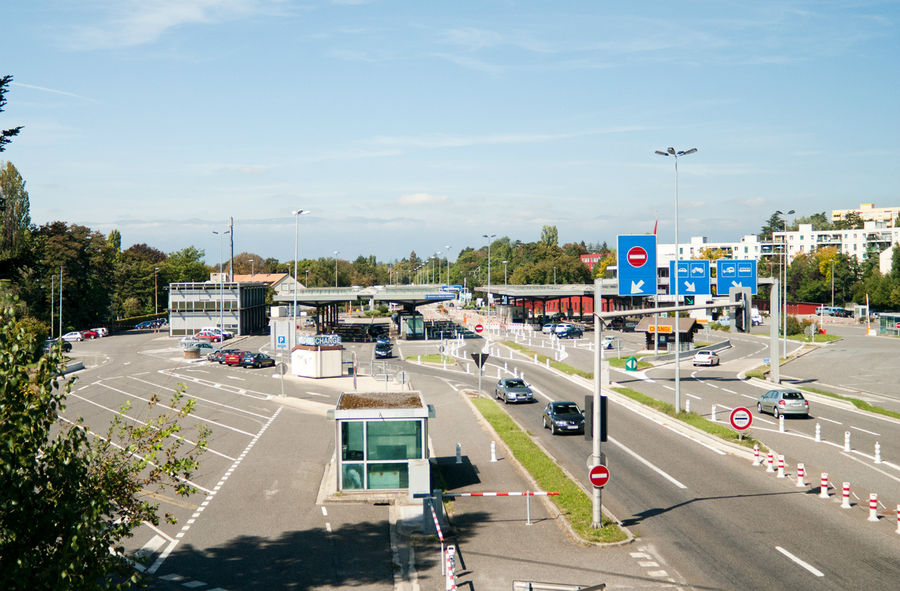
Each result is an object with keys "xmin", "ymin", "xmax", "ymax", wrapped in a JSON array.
[{"xmin": 430, "ymin": 504, "xmax": 444, "ymax": 542}]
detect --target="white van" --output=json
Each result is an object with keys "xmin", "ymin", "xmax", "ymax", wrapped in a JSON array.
[
  {"xmin": 201, "ymin": 326, "xmax": 234, "ymax": 340},
  {"xmin": 751, "ymin": 308, "xmax": 763, "ymax": 326}
]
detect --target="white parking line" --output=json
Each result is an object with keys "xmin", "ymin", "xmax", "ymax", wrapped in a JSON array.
[
  {"xmin": 819, "ymin": 417, "xmax": 842, "ymax": 425},
  {"xmin": 129, "ymin": 376, "xmax": 272, "ymax": 416},
  {"xmin": 608, "ymin": 436, "xmax": 687, "ymax": 489},
  {"xmin": 776, "ymin": 546, "xmax": 824, "ymax": 577},
  {"xmin": 850, "ymin": 425, "xmax": 880, "ymax": 436}
]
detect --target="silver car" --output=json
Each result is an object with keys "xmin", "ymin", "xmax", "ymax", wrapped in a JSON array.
[
  {"xmin": 757, "ymin": 389, "xmax": 809, "ymax": 418},
  {"xmin": 495, "ymin": 378, "xmax": 535, "ymax": 404}
]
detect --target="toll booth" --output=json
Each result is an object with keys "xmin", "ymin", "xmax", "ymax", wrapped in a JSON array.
[
  {"xmin": 290, "ymin": 334, "xmax": 343, "ymax": 378},
  {"xmin": 331, "ymin": 391, "xmax": 434, "ymax": 495}
]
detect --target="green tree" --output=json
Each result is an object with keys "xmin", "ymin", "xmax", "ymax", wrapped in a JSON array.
[
  {"xmin": 834, "ymin": 211, "xmax": 864, "ymax": 230},
  {"xmin": 539, "ymin": 225, "xmax": 559, "ymax": 248},
  {"xmin": 165, "ymin": 246, "xmax": 209, "ymax": 283},
  {"xmin": 891, "ymin": 246, "xmax": 900, "ymax": 282},
  {"xmin": 0, "ymin": 75, "xmax": 22, "ymax": 152},
  {"xmin": 759, "ymin": 212, "xmax": 785, "ymax": 241},
  {"xmin": 794, "ymin": 211, "xmax": 832, "ymax": 230},
  {"xmin": 0, "ymin": 296, "xmax": 208, "ymax": 589},
  {"xmin": 0, "ymin": 161, "xmax": 30, "ymax": 262}
]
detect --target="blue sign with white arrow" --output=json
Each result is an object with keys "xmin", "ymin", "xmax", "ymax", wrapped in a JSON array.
[
  {"xmin": 617, "ymin": 234, "xmax": 657, "ymax": 296},
  {"xmin": 716, "ymin": 260, "xmax": 758, "ymax": 295},
  {"xmin": 669, "ymin": 260, "xmax": 711, "ymax": 296}
]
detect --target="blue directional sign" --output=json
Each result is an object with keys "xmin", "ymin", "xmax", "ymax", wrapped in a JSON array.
[
  {"xmin": 617, "ymin": 235, "xmax": 657, "ymax": 296},
  {"xmin": 716, "ymin": 260, "xmax": 758, "ymax": 295},
  {"xmin": 669, "ymin": 260, "xmax": 711, "ymax": 296}
]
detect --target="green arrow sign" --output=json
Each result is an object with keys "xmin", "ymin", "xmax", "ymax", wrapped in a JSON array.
[{"xmin": 625, "ymin": 356, "xmax": 638, "ymax": 371}]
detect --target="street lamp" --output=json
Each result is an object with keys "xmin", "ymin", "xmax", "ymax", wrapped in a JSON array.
[
  {"xmin": 775, "ymin": 209, "xmax": 794, "ymax": 356},
  {"xmin": 655, "ymin": 146, "xmax": 698, "ymax": 413},
  {"xmin": 154, "ymin": 267, "xmax": 159, "ymax": 315},
  {"xmin": 503, "ymin": 260, "xmax": 508, "ymax": 285},
  {"xmin": 831, "ymin": 259, "xmax": 835, "ymax": 309},
  {"xmin": 292, "ymin": 209, "xmax": 311, "ymax": 347},
  {"xmin": 333, "ymin": 250, "xmax": 340, "ymax": 287},
  {"xmin": 212, "ymin": 230, "xmax": 231, "ymax": 329},
  {"xmin": 444, "ymin": 245, "xmax": 451, "ymax": 286},
  {"xmin": 483, "ymin": 233, "xmax": 496, "ymax": 314}
]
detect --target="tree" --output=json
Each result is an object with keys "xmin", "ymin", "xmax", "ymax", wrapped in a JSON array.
[
  {"xmin": 0, "ymin": 161, "xmax": 30, "ymax": 262},
  {"xmin": 0, "ymin": 296, "xmax": 208, "ymax": 589},
  {"xmin": 0, "ymin": 75, "xmax": 22, "ymax": 153},
  {"xmin": 540, "ymin": 225, "xmax": 559, "ymax": 248},
  {"xmin": 698, "ymin": 247, "xmax": 729, "ymax": 260},
  {"xmin": 834, "ymin": 211, "xmax": 864, "ymax": 230},
  {"xmin": 759, "ymin": 212, "xmax": 785, "ymax": 241},
  {"xmin": 165, "ymin": 246, "xmax": 209, "ymax": 283}
]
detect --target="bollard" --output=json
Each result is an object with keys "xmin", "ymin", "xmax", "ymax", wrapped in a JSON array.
[
  {"xmin": 779, "ymin": 414, "xmax": 785, "ymax": 433},
  {"xmin": 819, "ymin": 473, "xmax": 830, "ymax": 498},
  {"xmin": 521, "ymin": 371, "xmax": 525, "ymax": 381},
  {"xmin": 490, "ymin": 441, "xmax": 497, "ymax": 463},
  {"xmin": 844, "ymin": 431, "xmax": 851, "ymax": 452},
  {"xmin": 417, "ymin": 355, "xmax": 422, "ymax": 364},
  {"xmin": 711, "ymin": 404, "xmax": 717, "ymax": 422},
  {"xmin": 796, "ymin": 463, "xmax": 806, "ymax": 487},
  {"xmin": 842, "ymin": 483, "xmax": 851, "ymax": 509},
  {"xmin": 896, "ymin": 505, "xmax": 900, "ymax": 535},
  {"xmin": 766, "ymin": 452, "xmax": 775, "ymax": 473},
  {"xmin": 504, "ymin": 361, "xmax": 508, "ymax": 372},
  {"xmin": 685, "ymin": 399, "xmax": 691, "ymax": 414},
  {"xmin": 875, "ymin": 442, "xmax": 882, "ymax": 464},
  {"xmin": 753, "ymin": 444, "xmax": 761, "ymax": 466},
  {"xmin": 514, "ymin": 367, "xmax": 518, "ymax": 378},
  {"xmin": 445, "ymin": 544, "xmax": 456, "ymax": 590},
  {"xmin": 868, "ymin": 493, "xmax": 879, "ymax": 521},
  {"xmin": 456, "ymin": 443, "xmax": 462, "ymax": 465},
  {"xmin": 776, "ymin": 455, "xmax": 785, "ymax": 478},
  {"xmin": 534, "ymin": 354, "xmax": 538, "ymax": 363},
  {"xmin": 466, "ymin": 364, "xmax": 470, "ymax": 375},
  {"xmin": 546, "ymin": 358, "xmax": 550, "ymax": 368},
  {"xmin": 815, "ymin": 423, "xmax": 821, "ymax": 442}
]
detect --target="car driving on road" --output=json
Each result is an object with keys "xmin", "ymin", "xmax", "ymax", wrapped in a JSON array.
[
  {"xmin": 542, "ymin": 401, "xmax": 585, "ymax": 435},
  {"xmin": 757, "ymin": 389, "xmax": 809, "ymax": 418},
  {"xmin": 692, "ymin": 350, "xmax": 719, "ymax": 366},
  {"xmin": 374, "ymin": 341, "xmax": 393, "ymax": 359},
  {"xmin": 494, "ymin": 378, "xmax": 535, "ymax": 404}
]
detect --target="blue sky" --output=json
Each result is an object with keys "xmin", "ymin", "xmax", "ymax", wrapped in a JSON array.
[{"xmin": 2, "ymin": 1, "xmax": 898, "ymax": 265}]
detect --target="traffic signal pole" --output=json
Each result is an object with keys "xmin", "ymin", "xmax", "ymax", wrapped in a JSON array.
[{"xmin": 592, "ymin": 278, "xmax": 604, "ymax": 528}]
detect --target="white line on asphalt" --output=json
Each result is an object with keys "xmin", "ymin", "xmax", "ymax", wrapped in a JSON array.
[
  {"xmin": 850, "ymin": 425, "xmax": 880, "ymax": 436},
  {"xmin": 129, "ymin": 376, "xmax": 272, "ymax": 416},
  {"xmin": 608, "ymin": 436, "xmax": 688, "ymax": 489},
  {"xmin": 305, "ymin": 391, "xmax": 329, "ymax": 398},
  {"xmin": 686, "ymin": 393, "xmax": 701, "ymax": 400},
  {"xmin": 841, "ymin": 453, "xmax": 900, "ymax": 484},
  {"xmin": 819, "ymin": 417, "xmax": 842, "ymax": 425},
  {"xmin": 722, "ymin": 388, "xmax": 736, "ymax": 394},
  {"xmin": 321, "ymin": 507, "xmax": 327, "ymax": 516},
  {"xmin": 225, "ymin": 375, "xmax": 245, "ymax": 381},
  {"xmin": 776, "ymin": 546, "xmax": 824, "ymax": 577},
  {"xmin": 741, "ymin": 394, "xmax": 756, "ymax": 400},
  {"xmin": 662, "ymin": 385, "xmax": 674, "ymax": 391}
]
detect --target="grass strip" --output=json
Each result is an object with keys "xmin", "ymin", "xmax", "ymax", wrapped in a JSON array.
[
  {"xmin": 612, "ymin": 386, "xmax": 766, "ymax": 452},
  {"xmin": 406, "ymin": 354, "xmax": 455, "ymax": 364},
  {"xmin": 802, "ymin": 387, "xmax": 900, "ymax": 420},
  {"xmin": 502, "ymin": 341, "xmax": 652, "ymax": 376},
  {"xmin": 470, "ymin": 397, "xmax": 627, "ymax": 543}
]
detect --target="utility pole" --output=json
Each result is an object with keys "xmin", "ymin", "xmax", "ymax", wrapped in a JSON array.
[{"xmin": 229, "ymin": 216, "xmax": 234, "ymax": 282}]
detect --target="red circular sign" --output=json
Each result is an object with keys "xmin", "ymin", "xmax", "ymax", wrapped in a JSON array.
[
  {"xmin": 626, "ymin": 246, "xmax": 648, "ymax": 268},
  {"xmin": 589, "ymin": 464, "xmax": 610, "ymax": 487},
  {"xmin": 474, "ymin": 324, "xmax": 484, "ymax": 333},
  {"xmin": 730, "ymin": 407, "xmax": 753, "ymax": 431}
]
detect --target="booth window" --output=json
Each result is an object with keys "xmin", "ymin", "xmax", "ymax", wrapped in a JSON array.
[
  {"xmin": 341, "ymin": 422, "xmax": 365, "ymax": 461},
  {"xmin": 366, "ymin": 420, "xmax": 422, "ymax": 460}
]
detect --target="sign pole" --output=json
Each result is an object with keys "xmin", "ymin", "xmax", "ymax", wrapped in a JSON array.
[{"xmin": 592, "ymin": 278, "xmax": 603, "ymax": 528}]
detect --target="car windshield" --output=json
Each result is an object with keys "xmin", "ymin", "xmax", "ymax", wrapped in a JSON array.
[
  {"xmin": 783, "ymin": 392, "xmax": 804, "ymax": 400},
  {"xmin": 505, "ymin": 379, "xmax": 525, "ymax": 388},
  {"xmin": 554, "ymin": 403, "xmax": 579, "ymax": 414}
]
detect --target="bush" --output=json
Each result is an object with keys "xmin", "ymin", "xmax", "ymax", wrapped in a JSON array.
[
  {"xmin": 13, "ymin": 316, "xmax": 48, "ymax": 363},
  {"xmin": 784, "ymin": 315, "xmax": 812, "ymax": 336}
]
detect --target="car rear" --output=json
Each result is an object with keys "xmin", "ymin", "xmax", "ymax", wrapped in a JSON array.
[{"xmin": 778, "ymin": 391, "xmax": 809, "ymax": 416}]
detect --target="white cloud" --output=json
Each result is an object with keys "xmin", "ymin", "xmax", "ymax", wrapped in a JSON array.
[{"xmin": 397, "ymin": 193, "xmax": 448, "ymax": 205}]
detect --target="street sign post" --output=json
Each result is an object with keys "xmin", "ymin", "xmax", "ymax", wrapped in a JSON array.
[
  {"xmin": 716, "ymin": 260, "xmax": 758, "ymax": 295},
  {"xmin": 617, "ymin": 235, "xmax": 657, "ymax": 296},
  {"xmin": 669, "ymin": 260, "xmax": 711, "ymax": 296},
  {"xmin": 624, "ymin": 356, "xmax": 638, "ymax": 371},
  {"xmin": 474, "ymin": 324, "xmax": 484, "ymax": 333},
  {"xmin": 471, "ymin": 353, "xmax": 490, "ymax": 397},
  {"xmin": 589, "ymin": 464, "xmax": 610, "ymax": 488},
  {"xmin": 730, "ymin": 407, "xmax": 753, "ymax": 440}
]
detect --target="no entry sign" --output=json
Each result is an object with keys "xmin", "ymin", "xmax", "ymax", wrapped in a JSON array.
[
  {"xmin": 474, "ymin": 324, "xmax": 484, "ymax": 333},
  {"xmin": 589, "ymin": 464, "xmax": 610, "ymax": 488},
  {"xmin": 626, "ymin": 246, "xmax": 648, "ymax": 268},
  {"xmin": 730, "ymin": 407, "xmax": 753, "ymax": 431}
]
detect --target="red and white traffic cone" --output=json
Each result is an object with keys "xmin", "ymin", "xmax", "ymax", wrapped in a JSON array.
[
  {"xmin": 868, "ymin": 494, "xmax": 879, "ymax": 522},
  {"xmin": 766, "ymin": 452, "xmax": 775, "ymax": 473},
  {"xmin": 776, "ymin": 455, "xmax": 786, "ymax": 478},
  {"xmin": 796, "ymin": 463, "xmax": 806, "ymax": 488},
  {"xmin": 841, "ymin": 482, "xmax": 851, "ymax": 509},
  {"xmin": 819, "ymin": 473, "xmax": 830, "ymax": 498}
]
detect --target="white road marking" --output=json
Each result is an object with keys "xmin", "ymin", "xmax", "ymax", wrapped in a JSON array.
[
  {"xmin": 128, "ymin": 375, "xmax": 272, "ymax": 418},
  {"xmin": 139, "ymin": 535, "xmax": 166, "ymax": 554},
  {"xmin": 321, "ymin": 507, "xmax": 328, "ymax": 516},
  {"xmin": 841, "ymin": 453, "xmax": 900, "ymax": 484},
  {"xmin": 608, "ymin": 436, "xmax": 687, "ymax": 489},
  {"xmin": 741, "ymin": 394, "xmax": 756, "ymax": 400},
  {"xmin": 819, "ymin": 417, "xmax": 842, "ymax": 425},
  {"xmin": 850, "ymin": 425, "xmax": 880, "ymax": 436},
  {"xmin": 226, "ymin": 375, "xmax": 245, "ymax": 381},
  {"xmin": 686, "ymin": 393, "xmax": 701, "ymax": 400},
  {"xmin": 305, "ymin": 391, "xmax": 329, "ymax": 398},
  {"xmin": 776, "ymin": 546, "xmax": 824, "ymax": 577},
  {"xmin": 662, "ymin": 384, "xmax": 674, "ymax": 391},
  {"xmin": 722, "ymin": 388, "xmax": 736, "ymax": 394}
]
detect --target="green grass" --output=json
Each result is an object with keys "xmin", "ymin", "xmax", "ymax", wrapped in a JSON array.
[
  {"xmin": 612, "ymin": 386, "xmax": 766, "ymax": 451},
  {"xmin": 407, "ymin": 354, "xmax": 455, "ymax": 365},
  {"xmin": 471, "ymin": 397, "xmax": 627, "ymax": 544},
  {"xmin": 802, "ymin": 387, "xmax": 900, "ymax": 420},
  {"xmin": 502, "ymin": 341, "xmax": 651, "ymax": 376},
  {"xmin": 786, "ymin": 333, "xmax": 840, "ymax": 343},
  {"xmin": 606, "ymin": 356, "xmax": 653, "ymax": 370}
]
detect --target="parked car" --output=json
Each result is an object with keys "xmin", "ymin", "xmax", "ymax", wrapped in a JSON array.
[
  {"xmin": 208, "ymin": 348, "xmax": 242, "ymax": 363},
  {"xmin": 240, "ymin": 352, "xmax": 275, "ymax": 368},
  {"xmin": 43, "ymin": 338, "xmax": 72, "ymax": 353},
  {"xmin": 692, "ymin": 350, "xmax": 720, "ymax": 366},
  {"xmin": 542, "ymin": 401, "xmax": 585, "ymax": 435},
  {"xmin": 193, "ymin": 330, "xmax": 222, "ymax": 343},
  {"xmin": 374, "ymin": 341, "xmax": 393, "ymax": 359},
  {"xmin": 81, "ymin": 329, "xmax": 100, "ymax": 340},
  {"xmin": 601, "ymin": 335, "xmax": 616, "ymax": 349},
  {"xmin": 757, "ymin": 389, "xmax": 809, "ymax": 418},
  {"xmin": 201, "ymin": 326, "xmax": 233, "ymax": 340},
  {"xmin": 556, "ymin": 326, "xmax": 583, "ymax": 339},
  {"xmin": 61, "ymin": 331, "xmax": 83, "ymax": 342},
  {"xmin": 193, "ymin": 342, "xmax": 219, "ymax": 356},
  {"xmin": 494, "ymin": 378, "xmax": 535, "ymax": 404},
  {"xmin": 90, "ymin": 327, "xmax": 108, "ymax": 337},
  {"xmin": 541, "ymin": 323, "xmax": 558, "ymax": 334},
  {"xmin": 223, "ymin": 351, "xmax": 249, "ymax": 366}
]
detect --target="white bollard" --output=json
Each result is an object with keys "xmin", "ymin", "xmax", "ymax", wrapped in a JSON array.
[
  {"xmin": 776, "ymin": 455, "xmax": 786, "ymax": 478},
  {"xmin": 796, "ymin": 463, "xmax": 806, "ymax": 487},
  {"xmin": 819, "ymin": 473, "xmax": 830, "ymax": 498},
  {"xmin": 534, "ymin": 354, "xmax": 538, "ymax": 363},
  {"xmin": 417, "ymin": 355, "xmax": 422, "ymax": 364},
  {"xmin": 779, "ymin": 414, "xmax": 785, "ymax": 433},
  {"xmin": 844, "ymin": 431, "xmax": 851, "ymax": 452},
  {"xmin": 815, "ymin": 423, "xmax": 821, "ymax": 442},
  {"xmin": 685, "ymin": 399, "xmax": 691, "ymax": 414},
  {"xmin": 896, "ymin": 505, "xmax": 900, "ymax": 535},
  {"xmin": 868, "ymin": 493, "xmax": 879, "ymax": 521},
  {"xmin": 766, "ymin": 452, "xmax": 775, "ymax": 473},
  {"xmin": 466, "ymin": 364, "xmax": 470, "ymax": 375},
  {"xmin": 490, "ymin": 441, "xmax": 497, "ymax": 463},
  {"xmin": 521, "ymin": 371, "xmax": 525, "ymax": 381},
  {"xmin": 504, "ymin": 361, "xmax": 508, "ymax": 372},
  {"xmin": 841, "ymin": 482, "xmax": 851, "ymax": 509},
  {"xmin": 514, "ymin": 367, "xmax": 519, "ymax": 378},
  {"xmin": 546, "ymin": 358, "xmax": 550, "ymax": 368},
  {"xmin": 875, "ymin": 442, "xmax": 882, "ymax": 464},
  {"xmin": 711, "ymin": 404, "xmax": 717, "ymax": 422},
  {"xmin": 752, "ymin": 444, "xmax": 761, "ymax": 466},
  {"xmin": 456, "ymin": 443, "xmax": 462, "ymax": 465}
]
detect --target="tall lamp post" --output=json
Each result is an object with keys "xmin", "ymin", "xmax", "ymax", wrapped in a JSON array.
[
  {"xmin": 154, "ymin": 267, "xmax": 159, "ymax": 315},
  {"xmin": 503, "ymin": 260, "xmax": 508, "ymax": 285},
  {"xmin": 831, "ymin": 259, "xmax": 835, "ymax": 309},
  {"xmin": 444, "ymin": 245, "xmax": 451, "ymax": 286},
  {"xmin": 333, "ymin": 250, "xmax": 340, "ymax": 287},
  {"xmin": 482, "ymin": 233, "xmax": 496, "ymax": 314},
  {"xmin": 292, "ymin": 209, "xmax": 311, "ymax": 347},
  {"xmin": 655, "ymin": 146, "xmax": 698, "ymax": 413},
  {"xmin": 212, "ymin": 230, "xmax": 231, "ymax": 329},
  {"xmin": 775, "ymin": 209, "xmax": 794, "ymax": 356}
]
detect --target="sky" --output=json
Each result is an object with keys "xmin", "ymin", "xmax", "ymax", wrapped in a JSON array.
[{"xmin": 2, "ymin": 1, "xmax": 899, "ymax": 265}]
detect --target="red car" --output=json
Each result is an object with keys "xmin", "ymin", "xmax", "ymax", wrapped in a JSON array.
[
  {"xmin": 223, "ymin": 351, "xmax": 248, "ymax": 366},
  {"xmin": 193, "ymin": 330, "xmax": 222, "ymax": 343},
  {"xmin": 81, "ymin": 329, "xmax": 100, "ymax": 340}
]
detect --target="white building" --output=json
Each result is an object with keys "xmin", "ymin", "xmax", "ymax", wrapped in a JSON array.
[
  {"xmin": 773, "ymin": 222, "xmax": 900, "ymax": 274},
  {"xmin": 832, "ymin": 203, "xmax": 900, "ymax": 228}
]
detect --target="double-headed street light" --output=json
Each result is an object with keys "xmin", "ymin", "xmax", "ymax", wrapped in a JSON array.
[
  {"xmin": 154, "ymin": 267, "xmax": 159, "ymax": 315},
  {"xmin": 212, "ymin": 229, "xmax": 231, "ymax": 329},
  {"xmin": 654, "ymin": 146, "xmax": 698, "ymax": 414},
  {"xmin": 503, "ymin": 260, "xmax": 508, "ymax": 285},
  {"xmin": 292, "ymin": 209, "xmax": 311, "ymax": 347},
  {"xmin": 775, "ymin": 209, "xmax": 794, "ymax": 357},
  {"xmin": 483, "ymin": 233, "xmax": 496, "ymax": 314},
  {"xmin": 333, "ymin": 250, "xmax": 340, "ymax": 287}
]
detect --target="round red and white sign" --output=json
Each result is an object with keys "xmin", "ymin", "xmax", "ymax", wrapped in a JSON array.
[
  {"xmin": 589, "ymin": 464, "xmax": 610, "ymax": 487},
  {"xmin": 730, "ymin": 407, "xmax": 753, "ymax": 431},
  {"xmin": 474, "ymin": 324, "xmax": 484, "ymax": 333},
  {"xmin": 626, "ymin": 246, "xmax": 648, "ymax": 268}
]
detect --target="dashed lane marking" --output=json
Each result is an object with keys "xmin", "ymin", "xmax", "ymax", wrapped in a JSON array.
[{"xmin": 776, "ymin": 546, "xmax": 824, "ymax": 577}]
